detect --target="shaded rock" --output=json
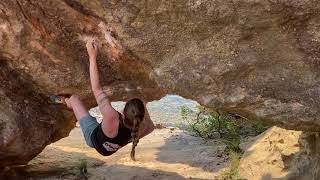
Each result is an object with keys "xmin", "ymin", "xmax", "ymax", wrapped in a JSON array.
[
  {"xmin": 0, "ymin": 61, "xmax": 73, "ymax": 166},
  {"xmin": 0, "ymin": 0, "xmax": 163, "ymax": 166},
  {"xmin": 1, "ymin": 0, "xmax": 320, "ymax": 166}
]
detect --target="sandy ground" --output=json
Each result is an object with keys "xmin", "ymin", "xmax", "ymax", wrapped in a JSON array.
[{"xmin": 3, "ymin": 127, "xmax": 229, "ymax": 180}]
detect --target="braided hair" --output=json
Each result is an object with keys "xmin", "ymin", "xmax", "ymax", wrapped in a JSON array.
[{"xmin": 123, "ymin": 98, "xmax": 145, "ymax": 161}]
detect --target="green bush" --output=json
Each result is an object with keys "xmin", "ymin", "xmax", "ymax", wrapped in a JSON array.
[
  {"xmin": 222, "ymin": 135, "xmax": 242, "ymax": 153},
  {"xmin": 181, "ymin": 105, "xmax": 242, "ymax": 153},
  {"xmin": 181, "ymin": 106, "xmax": 251, "ymax": 179},
  {"xmin": 181, "ymin": 106, "xmax": 239, "ymax": 138}
]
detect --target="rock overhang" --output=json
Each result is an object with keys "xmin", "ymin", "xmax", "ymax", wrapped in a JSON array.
[{"xmin": 1, "ymin": 0, "xmax": 320, "ymax": 166}]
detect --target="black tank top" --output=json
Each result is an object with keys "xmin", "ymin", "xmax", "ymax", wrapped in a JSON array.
[{"xmin": 91, "ymin": 113, "xmax": 132, "ymax": 156}]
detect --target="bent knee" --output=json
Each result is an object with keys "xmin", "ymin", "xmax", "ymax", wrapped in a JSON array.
[
  {"xmin": 70, "ymin": 95, "xmax": 81, "ymax": 101},
  {"xmin": 67, "ymin": 95, "xmax": 82, "ymax": 104}
]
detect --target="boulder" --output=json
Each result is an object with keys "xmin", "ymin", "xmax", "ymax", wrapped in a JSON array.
[
  {"xmin": 240, "ymin": 126, "xmax": 320, "ymax": 180},
  {"xmin": 0, "ymin": 0, "xmax": 320, "ymax": 166}
]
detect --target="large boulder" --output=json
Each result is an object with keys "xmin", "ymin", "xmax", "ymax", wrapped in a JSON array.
[
  {"xmin": 240, "ymin": 127, "xmax": 320, "ymax": 180},
  {"xmin": 0, "ymin": 0, "xmax": 320, "ymax": 166}
]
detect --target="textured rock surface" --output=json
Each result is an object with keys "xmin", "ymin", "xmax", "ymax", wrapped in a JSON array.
[
  {"xmin": 1, "ymin": 0, "xmax": 320, "ymax": 166},
  {"xmin": 240, "ymin": 126, "xmax": 320, "ymax": 180}
]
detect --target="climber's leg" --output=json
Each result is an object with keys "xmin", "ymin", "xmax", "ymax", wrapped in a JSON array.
[
  {"xmin": 65, "ymin": 95, "xmax": 98, "ymax": 147},
  {"xmin": 65, "ymin": 95, "xmax": 89, "ymax": 121}
]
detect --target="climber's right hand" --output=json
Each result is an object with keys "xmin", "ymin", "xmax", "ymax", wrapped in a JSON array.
[{"xmin": 86, "ymin": 38, "xmax": 98, "ymax": 60}]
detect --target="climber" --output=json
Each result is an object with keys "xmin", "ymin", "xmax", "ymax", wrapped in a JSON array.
[{"xmin": 51, "ymin": 39, "xmax": 155, "ymax": 160}]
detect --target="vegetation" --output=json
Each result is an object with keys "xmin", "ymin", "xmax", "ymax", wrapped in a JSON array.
[
  {"xmin": 220, "ymin": 151, "xmax": 243, "ymax": 180},
  {"xmin": 222, "ymin": 135, "xmax": 242, "ymax": 153},
  {"xmin": 78, "ymin": 159, "xmax": 88, "ymax": 176},
  {"xmin": 182, "ymin": 106, "xmax": 231, "ymax": 138},
  {"xmin": 252, "ymin": 121, "xmax": 269, "ymax": 135},
  {"xmin": 181, "ymin": 105, "xmax": 242, "ymax": 151},
  {"xmin": 181, "ymin": 105, "xmax": 269, "ymax": 179}
]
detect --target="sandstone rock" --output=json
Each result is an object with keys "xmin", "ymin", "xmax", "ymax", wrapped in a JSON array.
[
  {"xmin": 0, "ymin": 0, "xmax": 320, "ymax": 166},
  {"xmin": 239, "ymin": 127, "xmax": 302, "ymax": 179},
  {"xmin": 239, "ymin": 126, "xmax": 320, "ymax": 180}
]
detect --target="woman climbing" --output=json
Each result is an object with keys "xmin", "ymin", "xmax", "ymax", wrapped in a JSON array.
[{"xmin": 51, "ymin": 39, "xmax": 155, "ymax": 160}]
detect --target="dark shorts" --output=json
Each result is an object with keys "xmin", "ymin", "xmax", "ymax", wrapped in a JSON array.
[{"xmin": 79, "ymin": 115, "xmax": 99, "ymax": 147}]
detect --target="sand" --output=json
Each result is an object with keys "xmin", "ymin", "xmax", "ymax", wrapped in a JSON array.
[{"xmin": 3, "ymin": 127, "xmax": 229, "ymax": 180}]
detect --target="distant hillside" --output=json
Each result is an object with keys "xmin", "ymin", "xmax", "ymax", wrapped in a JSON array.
[
  {"xmin": 91, "ymin": 95, "xmax": 198, "ymax": 127},
  {"xmin": 145, "ymin": 95, "xmax": 198, "ymax": 126}
]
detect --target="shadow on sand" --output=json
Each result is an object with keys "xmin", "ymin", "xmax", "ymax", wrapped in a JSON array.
[
  {"xmin": 1, "ymin": 142, "xmax": 210, "ymax": 180},
  {"xmin": 0, "ymin": 145, "xmax": 104, "ymax": 179},
  {"xmin": 155, "ymin": 131, "xmax": 228, "ymax": 173}
]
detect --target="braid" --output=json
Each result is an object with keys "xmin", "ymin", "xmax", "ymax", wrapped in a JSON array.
[
  {"xmin": 123, "ymin": 98, "xmax": 145, "ymax": 161},
  {"xmin": 130, "ymin": 117, "xmax": 142, "ymax": 161}
]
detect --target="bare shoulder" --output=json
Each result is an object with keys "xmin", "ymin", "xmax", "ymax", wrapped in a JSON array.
[{"xmin": 144, "ymin": 108, "xmax": 152, "ymax": 121}]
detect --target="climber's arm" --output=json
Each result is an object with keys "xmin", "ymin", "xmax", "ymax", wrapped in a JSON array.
[
  {"xmin": 86, "ymin": 39, "xmax": 119, "ymax": 138},
  {"xmin": 86, "ymin": 39, "xmax": 102, "ymax": 94}
]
